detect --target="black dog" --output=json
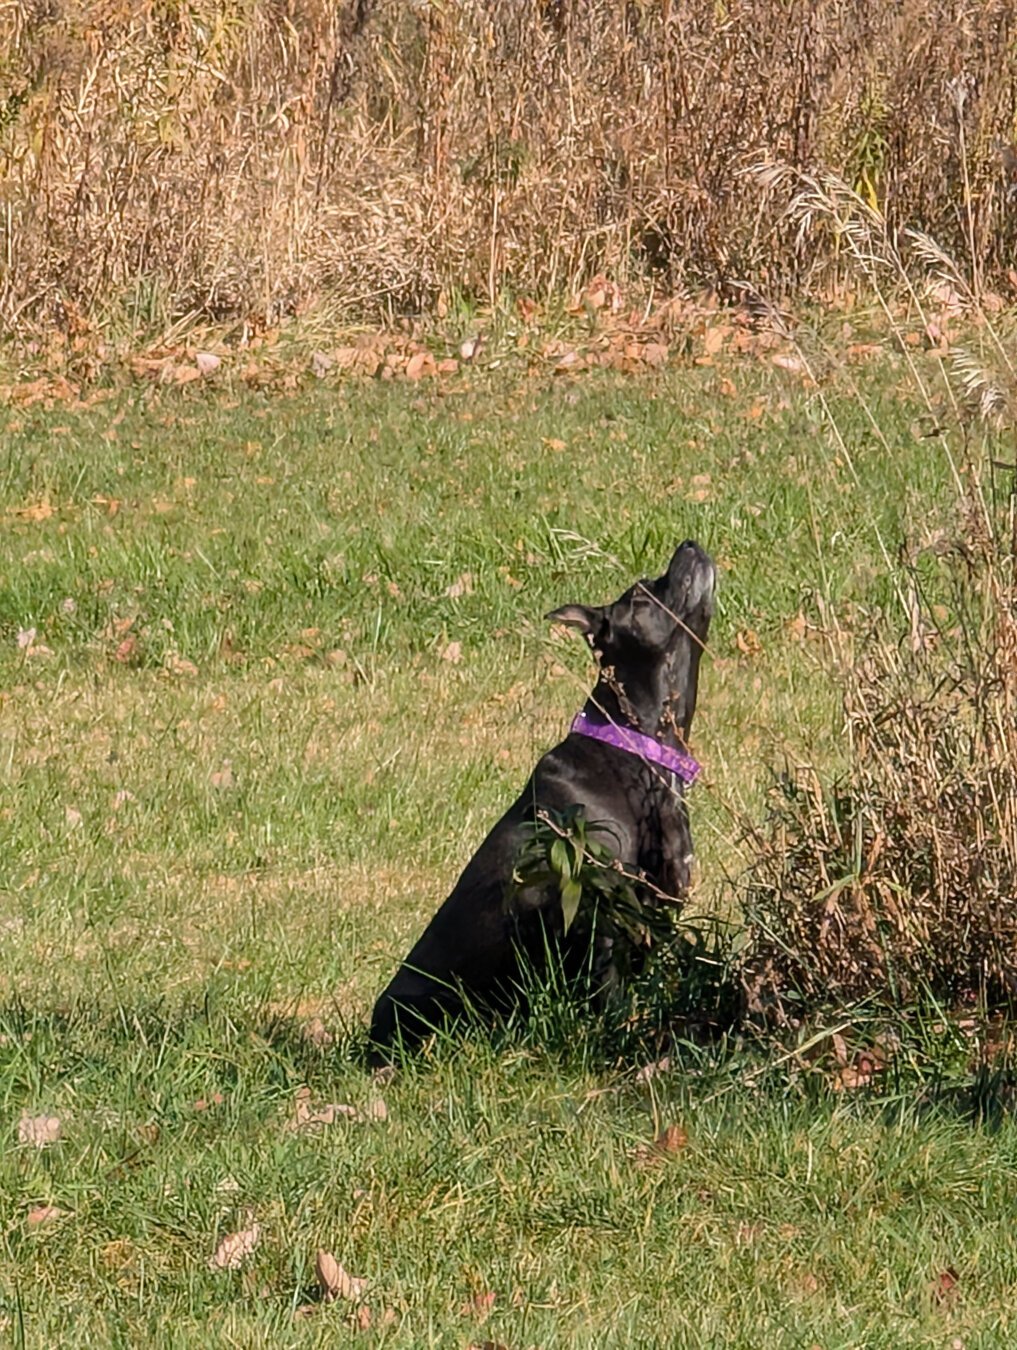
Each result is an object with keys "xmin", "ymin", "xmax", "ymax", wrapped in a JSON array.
[{"xmin": 368, "ymin": 540, "xmax": 715, "ymax": 1057}]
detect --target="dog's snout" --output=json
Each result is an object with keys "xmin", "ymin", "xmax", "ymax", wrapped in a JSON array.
[{"xmin": 667, "ymin": 540, "xmax": 716, "ymax": 610}]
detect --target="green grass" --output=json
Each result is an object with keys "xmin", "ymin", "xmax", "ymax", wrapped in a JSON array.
[{"xmin": 1, "ymin": 354, "xmax": 1013, "ymax": 1345}]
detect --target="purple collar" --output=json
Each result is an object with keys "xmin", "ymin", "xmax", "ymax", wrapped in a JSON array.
[{"xmin": 570, "ymin": 709, "xmax": 701, "ymax": 785}]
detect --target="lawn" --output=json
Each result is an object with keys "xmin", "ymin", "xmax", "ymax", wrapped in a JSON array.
[{"xmin": 1, "ymin": 348, "xmax": 1011, "ymax": 1346}]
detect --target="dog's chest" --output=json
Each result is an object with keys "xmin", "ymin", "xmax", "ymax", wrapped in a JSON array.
[{"xmin": 629, "ymin": 769, "xmax": 692, "ymax": 896}]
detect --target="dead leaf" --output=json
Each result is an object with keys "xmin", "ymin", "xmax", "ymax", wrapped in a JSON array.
[
  {"xmin": 316, "ymin": 1248, "xmax": 368, "ymax": 1302},
  {"xmin": 771, "ymin": 352, "xmax": 806, "ymax": 373},
  {"xmin": 289, "ymin": 1087, "xmax": 387, "ymax": 1130},
  {"xmin": 932, "ymin": 1267, "xmax": 959, "ymax": 1303},
  {"xmin": 64, "ymin": 806, "xmax": 83, "ymax": 829},
  {"xmin": 635, "ymin": 1056, "xmax": 671, "ymax": 1084},
  {"xmin": 405, "ymin": 351, "xmax": 435, "ymax": 380},
  {"xmin": 302, "ymin": 1016, "xmax": 335, "ymax": 1048},
  {"xmin": 633, "ymin": 1123, "xmax": 689, "ymax": 1164},
  {"xmin": 27, "ymin": 1205, "xmax": 68, "ymax": 1225},
  {"xmin": 193, "ymin": 1092, "xmax": 225, "ymax": 1111},
  {"xmin": 459, "ymin": 335, "xmax": 482, "ymax": 362},
  {"xmin": 209, "ymin": 1221, "xmax": 261, "ymax": 1271},
  {"xmin": 445, "ymin": 572, "xmax": 474, "ymax": 599},
  {"xmin": 196, "ymin": 352, "xmax": 221, "ymax": 375},
  {"xmin": 735, "ymin": 628, "xmax": 762, "ymax": 657},
  {"xmin": 18, "ymin": 1113, "xmax": 62, "ymax": 1148},
  {"xmin": 460, "ymin": 1290, "xmax": 496, "ymax": 1321},
  {"xmin": 210, "ymin": 761, "xmax": 234, "ymax": 790},
  {"xmin": 543, "ymin": 437, "xmax": 567, "ymax": 452},
  {"xmin": 16, "ymin": 627, "xmax": 36, "ymax": 649},
  {"xmin": 440, "ymin": 640, "xmax": 462, "ymax": 664},
  {"xmin": 831, "ymin": 1063, "xmax": 874, "ymax": 1091},
  {"xmin": 703, "ymin": 324, "xmax": 729, "ymax": 355},
  {"xmin": 114, "ymin": 634, "xmax": 138, "ymax": 663},
  {"xmin": 165, "ymin": 652, "xmax": 199, "ymax": 677}
]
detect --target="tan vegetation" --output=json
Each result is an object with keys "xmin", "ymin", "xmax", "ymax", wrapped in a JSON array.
[{"xmin": 3, "ymin": 0, "xmax": 1017, "ymax": 335}]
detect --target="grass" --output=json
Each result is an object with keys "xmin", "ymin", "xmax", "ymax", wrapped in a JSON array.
[{"xmin": 1, "ymin": 349, "xmax": 1014, "ymax": 1345}]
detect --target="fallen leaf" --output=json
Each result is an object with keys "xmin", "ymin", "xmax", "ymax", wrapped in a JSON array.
[
  {"xmin": 18, "ymin": 1112, "xmax": 62, "ymax": 1147},
  {"xmin": 196, "ymin": 352, "xmax": 221, "ymax": 375},
  {"xmin": 635, "ymin": 1056, "xmax": 671, "ymax": 1084},
  {"xmin": 543, "ymin": 437, "xmax": 567, "ymax": 452},
  {"xmin": 16, "ymin": 500, "xmax": 54, "ymax": 523},
  {"xmin": 932, "ymin": 1267, "xmax": 959, "ymax": 1303},
  {"xmin": 114, "ymin": 634, "xmax": 138, "ymax": 663},
  {"xmin": 209, "ymin": 1221, "xmax": 261, "ymax": 1270},
  {"xmin": 440, "ymin": 640, "xmax": 462, "ymax": 664},
  {"xmin": 316, "ymin": 1248, "xmax": 368, "ymax": 1302},
  {"xmin": 210, "ymin": 761, "xmax": 234, "ymax": 790},
  {"xmin": 165, "ymin": 652, "xmax": 199, "ymax": 677},
  {"xmin": 735, "ymin": 628, "xmax": 762, "ymax": 657},
  {"xmin": 772, "ymin": 352, "xmax": 806, "ymax": 373},
  {"xmin": 831, "ymin": 1063, "xmax": 874, "ymax": 1091},
  {"xmin": 460, "ymin": 1290, "xmax": 496, "ymax": 1321},
  {"xmin": 633, "ymin": 1123, "xmax": 689, "ymax": 1164},
  {"xmin": 445, "ymin": 572, "xmax": 474, "ymax": 599},
  {"xmin": 27, "ymin": 1205, "xmax": 67, "ymax": 1225},
  {"xmin": 405, "ymin": 351, "xmax": 435, "ymax": 380},
  {"xmin": 459, "ymin": 335, "xmax": 482, "ymax": 362},
  {"xmin": 193, "ymin": 1092, "xmax": 225, "ymax": 1112},
  {"xmin": 289, "ymin": 1086, "xmax": 387, "ymax": 1130},
  {"xmin": 16, "ymin": 627, "xmax": 36, "ymax": 650}
]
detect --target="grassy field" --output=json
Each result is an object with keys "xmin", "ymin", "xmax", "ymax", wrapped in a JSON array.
[{"xmin": 1, "ymin": 349, "xmax": 1012, "ymax": 1346}]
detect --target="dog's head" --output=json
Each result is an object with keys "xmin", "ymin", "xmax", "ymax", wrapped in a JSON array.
[{"xmin": 548, "ymin": 540, "xmax": 715, "ymax": 741}]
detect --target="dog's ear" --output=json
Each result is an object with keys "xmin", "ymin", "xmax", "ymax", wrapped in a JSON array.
[{"xmin": 546, "ymin": 604, "xmax": 602, "ymax": 637}]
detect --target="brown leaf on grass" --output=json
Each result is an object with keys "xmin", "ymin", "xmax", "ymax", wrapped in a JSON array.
[
  {"xmin": 15, "ymin": 499, "xmax": 55, "ymax": 522},
  {"xmin": 703, "ymin": 324, "xmax": 729, "ymax": 355},
  {"xmin": 289, "ymin": 1087, "xmax": 387, "ymax": 1131},
  {"xmin": 460, "ymin": 1290, "xmax": 496, "ymax": 1321},
  {"xmin": 542, "ymin": 437, "xmax": 567, "ymax": 452},
  {"xmin": 445, "ymin": 572, "xmax": 474, "ymax": 599},
  {"xmin": 193, "ymin": 1092, "xmax": 225, "ymax": 1112},
  {"xmin": 634, "ymin": 1056, "xmax": 671, "ymax": 1084},
  {"xmin": 195, "ymin": 352, "xmax": 221, "ymax": 375},
  {"xmin": 633, "ymin": 1123, "xmax": 689, "ymax": 1165},
  {"xmin": 209, "ymin": 760, "xmax": 234, "ymax": 790},
  {"xmin": 165, "ymin": 652, "xmax": 199, "ymax": 677},
  {"xmin": 302, "ymin": 1016, "xmax": 335, "ymax": 1048},
  {"xmin": 405, "ymin": 350, "xmax": 436, "ymax": 380},
  {"xmin": 209, "ymin": 1221, "xmax": 261, "ymax": 1270},
  {"xmin": 27, "ymin": 1205, "xmax": 68, "ymax": 1225},
  {"xmin": 18, "ymin": 1112, "xmax": 61, "ymax": 1147},
  {"xmin": 440, "ymin": 640, "xmax": 462, "ymax": 664},
  {"xmin": 932, "ymin": 1267, "xmax": 959, "ymax": 1303},
  {"xmin": 735, "ymin": 628, "xmax": 762, "ymax": 657},
  {"xmin": 316, "ymin": 1248, "xmax": 368, "ymax": 1302},
  {"xmin": 459, "ymin": 335, "xmax": 482, "ymax": 362},
  {"xmin": 65, "ymin": 806, "xmax": 83, "ymax": 829},
  {"xmin": 114, "ymin": 634, "xmax": 138, "ymax": 663},
  {"xmin": 831, "ymin": 1063, "xmax": 874, "ymax": 1092},
  {"xmin": 771, "ymin": 352, "xmax": 806, "ymax": 373}
]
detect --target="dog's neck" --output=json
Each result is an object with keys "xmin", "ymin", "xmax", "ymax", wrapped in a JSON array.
[{"xmin": 584, "ymin": 669, "xmax": 693, "ymax": 750}]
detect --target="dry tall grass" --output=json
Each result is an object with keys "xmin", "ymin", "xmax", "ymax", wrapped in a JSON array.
[{"xmin": 3, "ymin": 0, "xmax": 1017, "ymax": 334}]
